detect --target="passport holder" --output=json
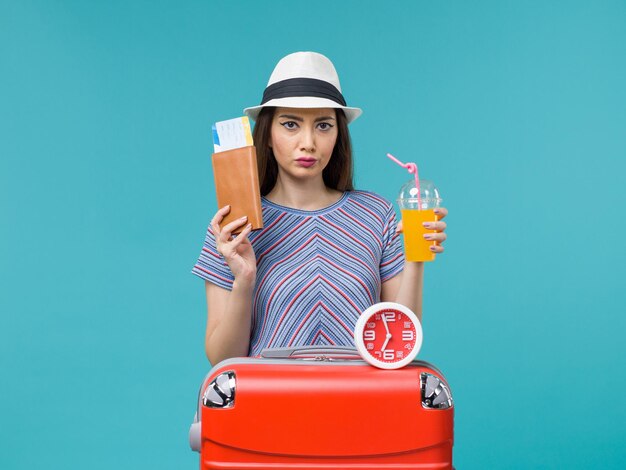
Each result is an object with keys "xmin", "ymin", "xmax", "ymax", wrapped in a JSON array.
[{"xmin": 211, "ymin": 145, "xmax": 263, "ymax": 234}]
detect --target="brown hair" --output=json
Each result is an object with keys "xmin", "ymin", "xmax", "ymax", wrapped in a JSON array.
[{"xmin": 253, "ymin": 107, "xmax": 354, "ymax": 196}]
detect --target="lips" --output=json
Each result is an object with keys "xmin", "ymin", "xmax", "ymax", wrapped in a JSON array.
[{"xmin": 295, "ymin": 158, "xmax": 316, "ymax": 168}]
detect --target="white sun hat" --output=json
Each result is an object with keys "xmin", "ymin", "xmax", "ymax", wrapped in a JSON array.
[{"xmin": 243, "ymin": 51, "xmax": 362, "ymax": 124}]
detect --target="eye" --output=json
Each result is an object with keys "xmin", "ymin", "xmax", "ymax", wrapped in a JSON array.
[
  {"xmin": 280, "ymin": 121, "xmax": 299, "ymax": 130},
  {"xmin": 317, "ymin": 122, "xmax": 334, "ymax": 131}
]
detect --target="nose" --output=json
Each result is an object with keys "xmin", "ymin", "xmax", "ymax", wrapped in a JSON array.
[{"xmin": 299, "ymin": 127, "xmax": 315, "ymax": 152}]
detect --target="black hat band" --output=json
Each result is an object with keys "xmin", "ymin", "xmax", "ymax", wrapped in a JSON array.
[{"xmin": 261, "ymin": 78, "xmax": 347, "ymax": 106}]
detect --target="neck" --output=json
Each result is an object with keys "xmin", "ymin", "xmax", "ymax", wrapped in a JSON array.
[{"xmin": 265, "ymin": 174, "xmax": 342, "ymax": 211}]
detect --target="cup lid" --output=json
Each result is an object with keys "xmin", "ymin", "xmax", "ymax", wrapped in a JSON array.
[{"xmin": 397, "ymin": 179, "xmax": 442, "ymax": 209}]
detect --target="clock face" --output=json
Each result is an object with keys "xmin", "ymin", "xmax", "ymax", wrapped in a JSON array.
[{"xmin": 354, "ymin": 302, "xmax": 423, "ymax": 369}]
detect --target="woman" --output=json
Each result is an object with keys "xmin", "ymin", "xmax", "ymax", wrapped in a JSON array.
[{"xmin": 193, "ymin": 52, "xmax": 447, "ymax": 364}]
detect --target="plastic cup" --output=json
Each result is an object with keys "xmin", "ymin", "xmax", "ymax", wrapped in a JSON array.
[{"xmin": 397, "ymin": 179, "xmax": 442, "ymax": 262}]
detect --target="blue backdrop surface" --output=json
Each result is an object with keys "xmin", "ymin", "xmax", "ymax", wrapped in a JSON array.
[{"xmin": 1, "ymin": 1, "xmax": 625, "ymax": 468}]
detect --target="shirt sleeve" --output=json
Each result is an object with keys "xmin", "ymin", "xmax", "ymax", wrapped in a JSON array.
[
  {"xmin": 191, "ymin": 224, "xmax": 235, "ymax": 290},
  {"xmin": 379, "ymin": 203, "xmax": 405, "ymax": 282}
]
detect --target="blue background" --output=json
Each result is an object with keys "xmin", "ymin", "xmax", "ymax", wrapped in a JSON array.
[{"xmin": 1, "ymin": 1, "xmax": 625, "ymax": 468}]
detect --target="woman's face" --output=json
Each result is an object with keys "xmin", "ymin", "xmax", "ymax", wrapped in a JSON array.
[{"xmin": 269, "ymin": 107, "xmax": 338, "ymax": 182}]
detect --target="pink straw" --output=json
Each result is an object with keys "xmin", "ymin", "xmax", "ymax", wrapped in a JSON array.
[{"xmin": 386, "ymin": 153, "xmax": 421, "ymax": 210}]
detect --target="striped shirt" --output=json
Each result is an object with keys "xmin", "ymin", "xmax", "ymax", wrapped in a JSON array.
[{"xmin": 192, "ymin": 190, "xmax": 405, "ymax": 356}]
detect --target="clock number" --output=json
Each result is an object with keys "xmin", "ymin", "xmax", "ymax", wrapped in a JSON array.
[
  {"xmin": 383, "ymin": 312, "xmax": 396, "ymax": 322},
  {"xmin": 402, "ymin": 330, "xmax": 414, "ymax": 341},
  {"xmin": 364, "ymin": 330, "xmax": 376, "ymax": 341},
  {"xmin": 383, "ymin": 350, "xmax": 394, "ymax": 360}
]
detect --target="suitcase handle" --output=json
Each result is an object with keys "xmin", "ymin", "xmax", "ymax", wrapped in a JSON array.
[{"xmin": 260, "ymin": 345, "xmax": 363, "ymax": 360}]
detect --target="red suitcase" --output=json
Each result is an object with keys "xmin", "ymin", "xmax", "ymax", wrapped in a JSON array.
[{"xmin": 189, "ymin": 346, "xmax": 454, "ymax": 470}]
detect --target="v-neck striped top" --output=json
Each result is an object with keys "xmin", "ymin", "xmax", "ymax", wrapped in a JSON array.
[{"xmin": 192, "ymin": 190, "xmax": 405, "ymax": 356}]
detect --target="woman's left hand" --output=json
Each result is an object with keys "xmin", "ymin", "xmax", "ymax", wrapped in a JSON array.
[
  {"xmin": 426, "ymin": 207, "xmax": 447, "ymax": 254},
  {"xmin": 396, "ymin": 207, "xmax": 448, "ymax": 254}
]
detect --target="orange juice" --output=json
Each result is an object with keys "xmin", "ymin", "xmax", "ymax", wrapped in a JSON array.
[{"xmin": 401, "ymin": 208, "xmax": 438, "ymax": 262}]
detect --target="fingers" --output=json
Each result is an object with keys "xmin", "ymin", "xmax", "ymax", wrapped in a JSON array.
[
  {"xmin": 395, "ymin": 220, "xmax": 403, "ymax": 234},
  {"xmin": 219, "ymin": 216, "xmax": 250, "ymax": 242},
  {"xmin": 423, "ymin": 210, "xmax": 447, "ymax": 252},
  {"xmin": 429, "ymin": 244, "xmax": 445, "ymax": 254},
  {"xmin": 232, "ymin": 222, "xmax": 253, "ymax": 244},
  {"xmin": 211, "ymin": 205, "xmax": 231, "ymax": 235},
  {"xmin": 422, "ymin": 220, "xmax": 447, "ymax": 232},
  {"xmin": 211, "ymin": 205, "xmax": 249, "ymax": 241},
  {"xmin": 211, "ymin": 205, "xmax": 253, "ymax": 256},
  {"xmin": 434, "ymin": 207, "xmax": 448, "ymax": 220},
  {"xmin": 423, "ymin": 232, "xmax": 447, "ymax": 243}
]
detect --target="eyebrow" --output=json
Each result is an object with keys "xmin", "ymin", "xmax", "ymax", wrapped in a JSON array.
[{"xmin": 278, "ymin": 114, "xmax": 336, "ymax": 122}]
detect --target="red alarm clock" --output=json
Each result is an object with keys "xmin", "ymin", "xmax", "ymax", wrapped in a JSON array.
[{"xmin": 354, "ymin": 302, "xmax": 423, "ymax": 369}]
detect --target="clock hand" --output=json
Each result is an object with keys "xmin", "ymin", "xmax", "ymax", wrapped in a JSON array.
[
  {"xmin": 382, "ymin": 314, "xmax": 390, "ymax": 335},
  {"xmin": 381, "ymin": 333, "xmax": 392, "ymax": 352}
]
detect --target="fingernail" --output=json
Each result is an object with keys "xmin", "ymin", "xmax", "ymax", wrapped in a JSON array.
[
  {"xmin": 423, "ymin": 222, "xmax": 434, "ymax": 229},
  {"xmin": 240, "ymin": 216, "xmax": 247, "ymax": 220},
  {"xmin": 246, "ymin": 223, "xmax": 252, "ymax": 229},
  {"xmin": 434, "ymin": 209, "xmax": 441, "ymax": 214},
  {"xmin": 430, "ymin": 246, "xmax": 437, "ymax": 252},
  {"xmin": 424, "ymin": 234, "xmax": 435, "ymax": 240}
]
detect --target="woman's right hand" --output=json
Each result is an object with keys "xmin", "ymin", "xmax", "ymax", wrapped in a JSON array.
[{"xmin": 211, "ymin": 205, "xmax": 257, "ymax": 284}]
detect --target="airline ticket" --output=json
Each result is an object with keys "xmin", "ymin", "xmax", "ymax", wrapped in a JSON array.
[{"xmin": 212, "ymin": 116, "xmax": 253, "ymax": 153}]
